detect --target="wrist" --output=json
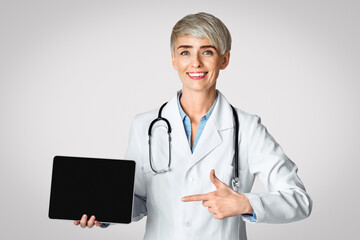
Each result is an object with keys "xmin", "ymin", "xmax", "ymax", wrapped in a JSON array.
[
  {"xmin": 244, "ymin": 194, "xmax": 254, "ymax": 214},
  {"xmin": 236, "ymin": 193, "xmax": 253, "ymax": 215}
]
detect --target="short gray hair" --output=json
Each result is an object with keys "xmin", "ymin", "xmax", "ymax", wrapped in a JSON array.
[{"xmin": 170, "ymin": 12, "xmax": 232, "ymax": 55}]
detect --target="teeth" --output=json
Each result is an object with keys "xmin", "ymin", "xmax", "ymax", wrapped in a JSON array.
[{"xmin": 188, "ymin": 72, "xmax": 206, "ymax": 77}]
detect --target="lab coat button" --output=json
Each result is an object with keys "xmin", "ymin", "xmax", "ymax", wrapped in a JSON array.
[
  {"xmin": 189, "ymin": 176, "xmax": 194, "ymax": 183},
  {"xmin": 186, "ymin": 221, "xmax": 192, "ymax": 227}
]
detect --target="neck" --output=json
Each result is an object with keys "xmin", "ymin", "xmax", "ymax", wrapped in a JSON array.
[{"xmin": 179, "ymin": 87, "xmax": 217, "ymax": 120}]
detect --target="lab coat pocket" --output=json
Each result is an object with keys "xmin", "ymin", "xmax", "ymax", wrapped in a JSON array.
[{"xmin": 141, "ymin": 163, "xmax": 153, "ymax": 174}]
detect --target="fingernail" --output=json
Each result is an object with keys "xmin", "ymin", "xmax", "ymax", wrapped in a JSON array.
[
  {"xmin": 91, "ymin": 215, "xmax": 95, "ymax": 220},
  {"xmin": 82, "ymin": 214, "xmax": 86, "ymax": 219},
  {"xmin": 181, "ymin": 197, "xmax": 186, "ymax": 201}
]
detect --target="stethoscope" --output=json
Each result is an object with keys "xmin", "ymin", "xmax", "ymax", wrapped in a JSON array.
[{"xmin": 148, "ymin": 102, "xmax": 240, "ymax": 191}]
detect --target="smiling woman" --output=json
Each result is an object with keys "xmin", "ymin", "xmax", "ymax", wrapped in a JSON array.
[
  {"xmin": 74, "ymin": 12, "xmax": 312, "ymax": 240},
  {"xmin": 171, "ymin": 36, "xmax": 230, "ymax": 95}
]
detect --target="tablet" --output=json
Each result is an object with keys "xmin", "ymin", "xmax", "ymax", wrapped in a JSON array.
[{"xmin": 49, "ymin": 156, "xmax": 135, "ymax": 224}]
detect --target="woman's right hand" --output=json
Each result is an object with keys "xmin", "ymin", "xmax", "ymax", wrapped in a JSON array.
[{"xmin": 74, "ymin": 214, "xmax": 101, "ymax": 228}]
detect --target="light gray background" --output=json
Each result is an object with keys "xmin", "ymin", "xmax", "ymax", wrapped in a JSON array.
[{"xmin": 1, "ymin": 0, "xmax": 359, "ymax": 239}]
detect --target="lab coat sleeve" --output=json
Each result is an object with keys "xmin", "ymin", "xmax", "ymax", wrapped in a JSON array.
[
  {"xmin": 126, "ymin": 117, "xmax": 148, "ymax": 222},
  {"xmin": 242, "ymin": 116, "xmax": 312, "ymax": 223}
]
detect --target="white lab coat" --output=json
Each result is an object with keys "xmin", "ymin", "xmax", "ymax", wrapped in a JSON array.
[{"xmin": 125, "ymin": 90, "xmax": 312, "ymax": 240}]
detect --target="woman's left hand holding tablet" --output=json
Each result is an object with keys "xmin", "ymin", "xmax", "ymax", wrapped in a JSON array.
[{"xmin": 73, "ymin": 214, "xmax": 101, "ymax": 228}]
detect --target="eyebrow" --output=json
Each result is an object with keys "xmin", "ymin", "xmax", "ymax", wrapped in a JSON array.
[{"xmin": 177, "ymin": 45, "xmax": 217, "ymax": 50}]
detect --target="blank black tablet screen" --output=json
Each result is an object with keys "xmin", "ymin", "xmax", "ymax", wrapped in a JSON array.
[{"xmin": 49, "ymin": 156, "xmax": 135, "ymax": 224}]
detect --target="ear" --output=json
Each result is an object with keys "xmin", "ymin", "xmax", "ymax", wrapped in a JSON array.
[
  {"xmin": 171, "ymin": 52, "xmax": 177, "ymax": 70},
  {"xmin": 220, "ymin": 51, "xmax": 230, "ymax": 70}
]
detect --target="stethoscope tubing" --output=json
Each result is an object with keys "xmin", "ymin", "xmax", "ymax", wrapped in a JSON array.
[{"xmin": 148, "ymin": 102, "xmax": 240, "ymax": 190}]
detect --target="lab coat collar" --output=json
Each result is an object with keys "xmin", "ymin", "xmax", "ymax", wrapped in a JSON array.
[
  {"xmin": 210, "ymin": 90, "xmax": 235, "ymax": 131},
  {"xmin": 168, "ymin": 89, "xmax": 234, "ymax": 131}
]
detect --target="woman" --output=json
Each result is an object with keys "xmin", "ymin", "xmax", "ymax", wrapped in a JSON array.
[{"xmin": 75, "ymin": 12, "xmax": 312, "ymax": 240}]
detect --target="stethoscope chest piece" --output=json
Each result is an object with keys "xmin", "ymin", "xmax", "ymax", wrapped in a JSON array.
[{"xmin": 232, "ymin": 177, "xmax": 240, "ymax": 192}]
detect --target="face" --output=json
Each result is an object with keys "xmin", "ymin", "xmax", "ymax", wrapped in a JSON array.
[{"xmin": 171, "ymin": 36, "xmax": 230, "ymax": 93}]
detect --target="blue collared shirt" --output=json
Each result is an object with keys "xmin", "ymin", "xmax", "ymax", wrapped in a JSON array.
[
  {"xmin": 177, "ymin": 92, "xmax": 218, "ymax": 152},
  {"xmin": 177, "ymin": 92, "xmax": 257, "ymax": 222}
]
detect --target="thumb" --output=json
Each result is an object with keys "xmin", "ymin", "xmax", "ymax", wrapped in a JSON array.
[{"xmin": 210, "ymin": 169, "xmax": 224, "ymax": 189}]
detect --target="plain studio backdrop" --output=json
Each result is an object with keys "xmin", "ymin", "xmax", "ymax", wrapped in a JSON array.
[{"xmin": 1, "ymin": 0, "xmax": 359, "ymax": 239}]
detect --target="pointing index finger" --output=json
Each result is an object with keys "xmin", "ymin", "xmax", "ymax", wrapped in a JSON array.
[{"xmin": 182, "ymin": 193, "xmax": 212, "ymax": 202}]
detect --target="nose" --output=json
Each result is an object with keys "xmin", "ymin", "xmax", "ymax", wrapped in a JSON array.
[{"xmin": 191, "ymin": 53, "xmax": 203, "ymax": 68}]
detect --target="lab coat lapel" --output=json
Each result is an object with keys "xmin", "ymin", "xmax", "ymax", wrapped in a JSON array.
[
  {"xmin": 189, "ymin": 118, "xmax": 222, "ymax": 167},
  {"xmin": 161, "ymin": 92, "xmax": 192, "ymax": 164},
  {"xmin": 187, "ymin": 90, "xmax": 234, "ymax": 170}
]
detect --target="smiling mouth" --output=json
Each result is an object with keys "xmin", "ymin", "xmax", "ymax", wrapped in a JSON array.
[{"xmin": 187, "ymin": 72, "xmax": 208, "ymax": 80}]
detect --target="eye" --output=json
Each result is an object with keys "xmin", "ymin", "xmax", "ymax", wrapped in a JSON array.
[
  {"xmin": 203, "ymin": 50, "xmax": 213, "ymax": 55},
  {"xmin": 180, "ymin": 51, "xmax": 190, "ymax": 56}
]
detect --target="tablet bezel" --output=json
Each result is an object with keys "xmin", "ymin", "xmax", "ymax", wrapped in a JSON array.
[{"xmin": 48, "ymin": 156, "xmax": 135, "ymax": 224}]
